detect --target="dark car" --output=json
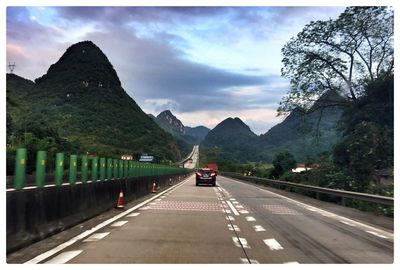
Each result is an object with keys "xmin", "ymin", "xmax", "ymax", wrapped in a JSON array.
[{"xmin": 196, "ymin": 168, "xmax": 216, "ymax": 186}]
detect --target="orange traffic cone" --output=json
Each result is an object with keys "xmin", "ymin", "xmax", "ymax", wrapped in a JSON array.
[
  {"xmin": 151, "ymin": 182, "xmax": 157, "ymax": 193},
  {"xmin": 116, "ymin": 191, "xmax": 124, "ymax": 209}
]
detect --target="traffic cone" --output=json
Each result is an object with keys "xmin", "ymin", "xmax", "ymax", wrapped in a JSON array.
[
  {"xmin": 116, "ymin": 191, "xmax": 124, "ymax": 209},
  {"xmin": 151, "ymin": 182, "xmax": 157, "ymax": 193}
]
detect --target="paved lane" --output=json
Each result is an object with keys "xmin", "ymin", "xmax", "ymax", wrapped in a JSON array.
[
  {"xmin": 27, "ymin": 174, "xmax": 393, "ymax": 264},
  {"xmin": 217, "ymin": 175, "xmax": 393, "ymax": 263}
]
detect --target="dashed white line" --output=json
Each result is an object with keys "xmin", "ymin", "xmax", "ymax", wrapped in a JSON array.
[
  {"xmin": 111, "ymin": 221, "xmax": 128, "ymax": 227},
  {"xmin": 45, "ymin": 250, "xmax": 82, "ymax": 264},
  {"xmin": 253, "ymin": 225, "xmax": 266, "ymax": 232},
  {"xmin": 226, "ymin": 216, "xmax": 235, "ymax": 221},
  {"xmin": 233, "ymin": 237, "xmax": 250, "ymax": 249},
  {"xmin": 228, "ymin": 224, "xmax": 241, "ymax": 231},
  {"xmin": 232, "ymin": 201, "xmax": 239, "ymax": 204},
  {"xmin": 239, "ymin": 210, "xmax": 249, "ymax": 214},
  {"xmin": 240, "ymin": 258, "xmax": 259, "ymax": 264},
  {"xmin": 263, "ymin": 238, "xmax": 284, "ymax": 250},
  {"xmin": 226, "ymin": 201, "xmax": 240, "ymax": 216},
  {"xmin": 83, "ymin": 232, "xmax": 110, "ymax": 242},
  {"xmin": 246, "ymin": 216, "xmax": 256, "ymax": 222},
  {"xmin": 230, "ymin": 198, "xmax": 236, "ymax": 201},
  {"xmin": 127, "ymin": 213, "xmax": 140, "ymax": 217}
]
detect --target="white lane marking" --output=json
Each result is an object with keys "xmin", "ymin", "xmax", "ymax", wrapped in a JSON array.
[
  {"xmin": 221, "ymin": 176, "xmax": 394, "ymax": 240},
  {"xmin": 217, "ymin": 187, "xmax": 223, "ymax": 192},
  {"xmin": 263, "ymin": 238, "xmax": 284, "ymax": 251},
  {"xmin": 239, "ymin": 210, "xmax": 249, "ymax": 214},
  {"xmin": 236, "ymin": 205, "xmax": 244, "ymax": 209},
  {"xmin": 228, "ymin": 224, "xmax": 241, "ymax": 231},
  {"xmin": 149, "ymin": 202, "xmax": 157, "ymax": 205},
  {"xmin": 155, "ymin": 198, "xmax": 162, "ymax": 201},
  {"xmin": 225, "ymin": 210, "xmax": 232, "ymax": 214},
  {"xmin": 45, "ymin": 250, "xmax": 82, "ymax": 264},
  {"xmin": 233, "ymin": 237, "xmax": 250, "ymax": 249},
  {"xmin": 127, "ymin": 213, "xmax": 140, "ymax": 217},
  {"xmin": 284, "ymin": 261, "xmax": 299, "ymax": 264},
  {"xmin": 306, "ymin": 208, "xmax": 317, "ymax": 212},
  {"xmin": 240, "ymin": 258, "xmax": 259, "ymax": 264},
  {"xmin": 160, "ymin": 196, "xmax": 166, "ymax": 198},
  {"xmin": 253, "ymin": 225, "xmax": 266, "ymax": 232},
  {"xmin": 226, "ymin": 216, "xmax": 235, "ymax": 221},
  {"xmin": 232, "ymin": 201, "xmax": 239, "ymax": 204},
  {"xmin": 366, "ymin": 231, "xmax": 388, "ymax": 239},
  {"xmin": 230, "ymin": 198, "xmax": 236, "ymax": 201},
  {"xmin": 24, "ymin": 176, "xmax": 192, "ymax": 264},
  {"xmin": 340, "ymin": 220, "xmax": 356, "ymax": 227},
  {"xmin": 246, "ymin": 216, "xmax": 256, "ymax": 222},
  {"xmin": 111, "ymin": 221, "xmax": 128, "ymax": 227},
  {"xmin": 83, "ymin": 232, "xmax": 110, "ymax": 242},
  {"xmin": 226, "ymin": 201, "xmax": 240, "ymax": 216}
]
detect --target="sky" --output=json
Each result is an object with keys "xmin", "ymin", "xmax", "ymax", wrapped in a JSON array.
[{"xmin": 6, "ymin": 6, "xmax": 346, "ymax": 134}]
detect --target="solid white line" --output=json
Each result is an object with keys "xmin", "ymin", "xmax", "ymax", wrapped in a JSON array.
[
  {"xmin": 246, "ymin": 216, "xmax": 256, "ymax": 222},
  {"xmin": 23, "ymin": 186, "xmax": 37, "ymax": 190},
  {"xmin": 340, "ymin": 220, "xmax": 356, "ymax": 227},
  {"xmin": 127, "ymin": 212, "xmax": 140, "ymax": 217},
  {"xmin": 226, "ymin": 200, "xmax": 240, "ymax": 216},
  {"xmin": 111, "ymin": 220, "xmax": 128, "ymax": 227},
  {"xmin": 366, "ymin": 230, "xmax": 388, "ymax": 239},
  {"xmin": 263, "ymin": 238, "xmax": 284, "ymax": 251},
  {"xmin": 45, "ymin": 250, "xmax": 82, "ymax": 264},
  {"xmin": 24, "ymin": 176, "xmax": 192, "ymax": 264},
  {"xmin": 221, "ymin": 176, "xmax": 394, "ymax": 239},
  {"xmin": 253, "ymin": 225, "xmax": 266, "ymax": 232},
  {"xmin": 284, "ymin": 261, "xmax": 299, "ymax": 264},
  {"xmin": 83, "ymin": 232, "xmax": 110, "ymax": 242}
]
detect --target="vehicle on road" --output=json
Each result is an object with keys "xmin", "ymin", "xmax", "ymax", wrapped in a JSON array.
[{"xmin": 196, "ymin": 168, "xmax": 216, "ymax": 186}]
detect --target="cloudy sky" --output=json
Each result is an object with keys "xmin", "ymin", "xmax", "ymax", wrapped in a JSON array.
[{"xmin": 6, "ymin": 6, "xmax": 345, "ymax": 134}]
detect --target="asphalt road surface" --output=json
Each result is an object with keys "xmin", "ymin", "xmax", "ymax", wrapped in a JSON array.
[{"xmin": 20, "ymin": 174, "xmax": 393, "ymax": 264}]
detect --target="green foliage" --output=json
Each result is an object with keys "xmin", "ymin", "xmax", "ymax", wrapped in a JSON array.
[
  {"xmin": 6, "ymin": 41, "xmax": 185, "ymax": 170},
  {"xmin": 270, "ymin": 151, "xmax": 296, "ymax": 178},
  {"xmin": 280, "ymin": 7, "xmax": 393, "ymax": 113}
]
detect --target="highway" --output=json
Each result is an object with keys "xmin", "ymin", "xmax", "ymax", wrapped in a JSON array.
[{"xmin": 18, "ymin": 173, "xmax": 393, "ymax": 264}]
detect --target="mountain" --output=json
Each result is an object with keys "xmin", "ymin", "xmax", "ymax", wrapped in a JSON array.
[
  {"xmin": 156, "ymin": 110, "xmax": 186, "ymax": 137},
  {"xmin": 6, "ymin": 41, "xmax": 182, "ymax": 161},
  {"xmin": 200, "ymin": 90, "xmax": 345, "ymax": 163},
  {"xmin": 258, "ymin": 90, "xmax": 345, "ymax": 161},
  {"xmin": 185, "ymin": 126, "xmax": 210, "ymax": 141},
  {"xmin": 201, "ymin": 117, "xmax": 258, "ymax": 162}
]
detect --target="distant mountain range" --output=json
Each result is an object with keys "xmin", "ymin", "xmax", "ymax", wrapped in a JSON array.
[
  {"xmin": 201, "ymin": 90, "xmax": 345, "ymax": 162},
  {"xmin": 6, "ymin": 41, "xmax": 183, "ymax": 161},
  {"xmin": 149, "ymin": 110, "xmax": 210, "ymax": 144}
]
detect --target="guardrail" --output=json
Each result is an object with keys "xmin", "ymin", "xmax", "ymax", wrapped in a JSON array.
[
  {"xmin": 177, "ymin": 145, "xmax": 197, "ymax": 165},
  {"xmin": 8, "ymin": 148, "xmax": 191, "ymax": 190},
  {"xmin": 221, "ymin": 172, "xmax": 393, "ymax": 206}
]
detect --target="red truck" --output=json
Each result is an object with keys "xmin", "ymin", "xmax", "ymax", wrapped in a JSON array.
[{"xmin": 206, "ymin": 163, "xmax": 218, "ymax": 175}]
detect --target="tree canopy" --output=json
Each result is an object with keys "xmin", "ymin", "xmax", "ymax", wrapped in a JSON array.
[{"xmin": 280, "ymin": 7, "xmax": 393, "ymax": 114}]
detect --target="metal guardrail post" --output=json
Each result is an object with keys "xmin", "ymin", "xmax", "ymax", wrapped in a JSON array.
[
  {"xmin": 92, "ymin": 156, "xmax": 98, "ymax": 181},
  {"xmin": 35, "ymin": 150, "xmax": 46, "ymax": 188},
  {"xmin": 69, "ymin": 154, "xmax": 77, "ymax": 184},
  {"xmin": 14, "ymin": 148, "xmax": 27, "ymax": 190},
  {"xmin": 54, "ymin": 153, "xmax": 64, "ymax": 186},
  {"xmin": 113, "ymin": 159, "xmax": 119, "ymax": 179},
  {"xmin": 100, "ymin": 157, "xmax": 106, "ymax": 181},
  {"xmin": 81, "ymin": 155, "xmax": 88, "ymax": 183},
  {"xmin": 106, "ymin": 158, "xmax": 113, "ymax": 180}
]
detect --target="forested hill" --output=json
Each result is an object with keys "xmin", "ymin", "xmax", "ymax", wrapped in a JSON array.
[{"xmin": 6, "ymin": 41, "xmax": 182, "ymax": 162}]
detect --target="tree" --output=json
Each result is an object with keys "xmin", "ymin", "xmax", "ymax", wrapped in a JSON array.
[
  {"xmin": 270, "ymin": 151, "xmax": 296, "ymax": 178},
  {"xmin": 280, "ymin": 7, "xmax": 393, "ymax": 114}
]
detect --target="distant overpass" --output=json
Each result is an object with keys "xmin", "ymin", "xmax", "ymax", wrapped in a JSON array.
[{"xmin": 177, "ymin": 145, "xmax": 199, "ymax": 169}]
